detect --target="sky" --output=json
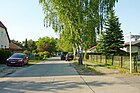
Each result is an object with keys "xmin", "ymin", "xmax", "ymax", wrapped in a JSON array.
[
  {"xmin": 0, "ymin": 0, "xmax": 58, "ymax": 42},
  {"xmin": 0, "ymin": 0, "xmax": 140, "ymax": 42},
  {"xmin": 115, "ymin": 1, "xmax": 140, "ymax": 41}
]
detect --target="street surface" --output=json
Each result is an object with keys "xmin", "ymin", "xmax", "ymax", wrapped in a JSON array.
[{"xmin": 0, "ymin": 57, "xmax": 140, "ymax": 93}]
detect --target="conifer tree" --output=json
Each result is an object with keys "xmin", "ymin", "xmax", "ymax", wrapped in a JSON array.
[
  {"xmin": 105, "ymin": 9, "xmax": 124, "ymax": 54},
  {"xmin": 104, "ymin": 9, "xmax": 124, "ymax": 64}
]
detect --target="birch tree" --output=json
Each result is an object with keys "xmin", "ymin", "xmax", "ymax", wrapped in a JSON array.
[{"xmin": 39, "ymin": 0, "xmax": 118, "ymax": 64}]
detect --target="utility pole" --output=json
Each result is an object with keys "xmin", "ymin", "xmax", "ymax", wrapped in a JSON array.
[{"xmin": 129, "ymin": 32, "xmax": 132, "ymax": 73}]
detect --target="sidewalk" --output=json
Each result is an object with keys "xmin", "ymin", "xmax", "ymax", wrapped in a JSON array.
[
  {"xmin": 84, "ymin": 62, "xmax": 119, "ymax": 74},
  {"xmin": 0, "ymin": 64, "xmax": 21, "ymax": 77},
  {"xmin": 0, "ymin": 64, "xmax": 9, "ymax": 77},
  {"xmin": 71, "ymin": 61, "xmax": 140, "ymax": 93},
  {"xmin": 81, "ymin": 75, "xmax": 140, "ymax": 93}
]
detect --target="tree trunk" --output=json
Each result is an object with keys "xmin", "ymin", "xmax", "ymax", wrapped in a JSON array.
[
  {"xmin": 84, "ymin": 51, "xmax": 87, "ymax": 62},
  {"xmin": 72, "ymin": 46, "xmax": 76, "ymax": 60},
  {"xmin": 78, "ymin": 53, "xmax": 83, "ymax": 65},
  {"xmin": 112, "ymin": 55, "xmax": 114, "ymax": 65},
  {"xmin": 78, "ymin": 46, "xmax": 83, "ymax": 65}
]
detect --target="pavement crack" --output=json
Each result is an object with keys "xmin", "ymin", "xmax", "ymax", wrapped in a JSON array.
[{"xmin": 79, "ymin": 75, "xmax": 96, "ymax": 93}]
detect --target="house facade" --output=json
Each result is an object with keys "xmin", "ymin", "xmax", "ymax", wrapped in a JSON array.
[
  {"xmin": 125, "ymin": 40, "xmax": 140, "ymax": 60},
  {"xmin": 0, "ymin": 21, "xmax": 10, "ymax": 49}
]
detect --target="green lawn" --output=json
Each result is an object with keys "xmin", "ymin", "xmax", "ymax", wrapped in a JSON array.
[
  {"xmin": 71, "ymin": 60, "xmax": 104, "ymax": 75},
  {"xmin": 28, "ymin": 60, "xmax": 42, "ymax": 65},
  {"xmin": 86, "ymin": 59, "xmax": 140, "ymax": 74}
]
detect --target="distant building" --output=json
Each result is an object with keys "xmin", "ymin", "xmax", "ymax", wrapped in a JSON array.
[
  {"xmin": 9, "ymin": 42, "xmax": 27, "ymax": 53},
  {"xmin": 0, "ymin": 21, "xmax": 10, "ymax": 49},
  {"xmin": 125, "ymin": 40, "xmax": 140, "ymax": 60},
  {"xmin": 125, "ymin": 40, "xmax": 140, "ymax": 52},
  {"xmin": 87, "ymin": 46, "xmax": 96, "ymax": 53}
]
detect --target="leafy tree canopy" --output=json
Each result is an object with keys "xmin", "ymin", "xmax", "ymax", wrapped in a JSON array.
[
  {"xmin": 39, "ymin": 0, "xmax": 118, "ymax": 51},
  {"xmin": 36, "ymin": 36, "xmax": 57, "ymax": 53}
]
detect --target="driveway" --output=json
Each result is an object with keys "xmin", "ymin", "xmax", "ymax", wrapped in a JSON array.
[{"xmin": 0, "ymin": 57, "xmax": 139, "ymax": 93}]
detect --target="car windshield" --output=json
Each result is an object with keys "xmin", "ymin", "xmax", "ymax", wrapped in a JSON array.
[{"xmin": 11, "ymin": 54, "xmax": 24, "ymax": 58}]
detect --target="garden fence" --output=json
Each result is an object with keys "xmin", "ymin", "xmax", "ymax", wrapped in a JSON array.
[{"xmin": 88, "ymin": 55, "xmax": 139, "ymax": 72}]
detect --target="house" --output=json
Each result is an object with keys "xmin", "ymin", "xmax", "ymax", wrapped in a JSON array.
[
  {"xmin": 9, "ymin": 42, "xmax": 27, "ymax": 53},
  {"xmin": 87, "ymin": 46, "xmax": 96, "ymax": 53},
  {"xmin": 125, "ymin": 40, "xmax": 140, "ymax": 52},
  {"xmin": 0, "ymin": 21, "xmax": 10, "ymax": 49},
  {"xmin": 125, "ymin": 40, "xmax": 140, "ymax": 60}
]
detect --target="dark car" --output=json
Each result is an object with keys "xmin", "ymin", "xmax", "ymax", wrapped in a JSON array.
[
  {"xmin": 60, "ymin": 52, "xmax": 68, "ymax": 60},
  {"xmin": 6, "ymin": 53, "xmax": 28, "ymax": 66},
  {"xmin": 65, "ymin": 54, "xmax": 74, "ymax": 61}
]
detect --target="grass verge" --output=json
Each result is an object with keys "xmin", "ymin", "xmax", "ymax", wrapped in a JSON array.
[
  {"xmin": 70, "ymin": 60, "xmax": 104, "ymax": 75},
  {"xmin": 28, "ymin": 60, "xmax": 42, "ymax": 65},
  {"xmin": 86, "ymin": 59, "xmax": 140, "ymax": 75},
  {"xmin": 98, "ymin": 64, "xmax": 129, "ymax": 73}
]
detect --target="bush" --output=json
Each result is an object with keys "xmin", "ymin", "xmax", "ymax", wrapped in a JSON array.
[
  {"xmin": 39, "ymin": 51, "xmax": 50, "ymax": 60},
  {"xmin": 0, "ymin": 49, "xmax": 12, "ymax": 64},
  {"xmin": 131, "ymin": 52, "xmax": 138, "ymax": 56},
  {"xmin": 34, "ymin": 51, "xmax": 50, "ymax": 60},
  {"xmin": 23, "ymin": 50, "xmax": 30, "ymax": 56},
  {"xmin": 42, "ymin": 51, "xmax": 50, "ymax": 58},
  {"xmin": 34, "ymin": 54, "xmax": 40, "ymax": 60},
  {"xmin": 32, "ymin": 50, "xmax": 37, "ymax": 54}
]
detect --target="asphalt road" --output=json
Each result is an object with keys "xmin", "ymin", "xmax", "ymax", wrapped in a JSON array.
[
  {"xmin": 0, "ymin": 57, "xmax": 94, "ymax": 93},
  {"xmin": 0, "ymin": 57, "xmax": 140, "ymax": 93}
]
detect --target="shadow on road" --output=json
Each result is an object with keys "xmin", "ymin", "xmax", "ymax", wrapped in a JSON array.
[{"xmin": 0, "ymin": 79, "xmax": 114, "ymax": 93}]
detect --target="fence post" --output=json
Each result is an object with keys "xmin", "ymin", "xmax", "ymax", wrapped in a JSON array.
[
  {"xmin": 96, "ymin": 55, "xmax": 97, "ymax": 62},
  {"xmin": 105, "ymin": 55, "xmax": 107, "ymax": 64},
  {"xmin": 93, "ymin": 55, "xmax": 95, "ymax": 62},
  {"xmin": 112, "ymin": 55, "xmax": 114, "ymax": 65},
  {"xmin": 100, "ymin": 55, "xmax": 102, "ymax": 63},
  {"xmin": 120, "ymin": 56, "xmax": 123, "ymax": 68},
  {"xmin": 134, "ymin": 56, "xmax": 138, "ymax": 72}
]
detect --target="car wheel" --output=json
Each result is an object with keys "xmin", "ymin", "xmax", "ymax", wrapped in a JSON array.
[
  {"xmin": 26, "ymin": 62, "xmax": 28, "ymax": 65},
  {"xmin": 21, "ymin": 62, "xmax": 24, "ymax": 67}
]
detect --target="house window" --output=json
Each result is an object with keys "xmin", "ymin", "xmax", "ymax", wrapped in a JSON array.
[{"xmin": 1, "ymin": 45, "xmax": 3, "ymax": 48}]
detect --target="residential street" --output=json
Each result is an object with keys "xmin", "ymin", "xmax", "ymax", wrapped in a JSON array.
[{"xmin": 0, "ymin": 57, "xmax": 140, "ymax": 93}]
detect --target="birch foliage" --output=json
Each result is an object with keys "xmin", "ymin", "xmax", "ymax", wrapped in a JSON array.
[{"xmin": 39, "ymin": 0, "xmax": 118, "ymax": 51}]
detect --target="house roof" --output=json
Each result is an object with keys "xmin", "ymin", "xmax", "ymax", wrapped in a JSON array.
[
  {"xmin": 0, "ymin": 21, "xmax": 10, "ymax": 43},
  {"xmin": 87, "ymin": 46, "xmax": 96, "ymax": 51},
  {"xmin": 9, "ymin": 42, "xmax": 27, "ymax": 51},
  {"xmin": 125, "ymin": 40, "xmax": 140, "ymax": 46}
]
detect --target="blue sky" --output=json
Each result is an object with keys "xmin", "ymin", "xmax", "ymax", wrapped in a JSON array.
[
  {"xmin": 0, "ymin": 0, "xmax": 58, "ymax": 42},
  {"xmin": 115, "ymin": 0, "xmax": 140, "ymax": 41},
  {"xmin": 0, "ymin": 0, "xmax": 140, "ymax": 42}
]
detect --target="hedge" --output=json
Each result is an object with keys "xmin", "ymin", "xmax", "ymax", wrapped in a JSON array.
[{"xmin": 0, "ymin": 49, "xmax": 12, "ymax": 64}]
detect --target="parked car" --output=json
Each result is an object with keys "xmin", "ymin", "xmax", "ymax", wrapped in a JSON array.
[
  {"xmin": 60, "ymin": 52, "xmax": 68, "ymax": 60},
  {"xmin": 61, "ymin": 54, "xmax": 65, "ymax": 60},
  {"xmin": 65, "ymin": 54, "xmax": 74, "ymax": 61},
  {"xmin": 6, "ymin": 53, "xmax": 28, "ymax": 66}
]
